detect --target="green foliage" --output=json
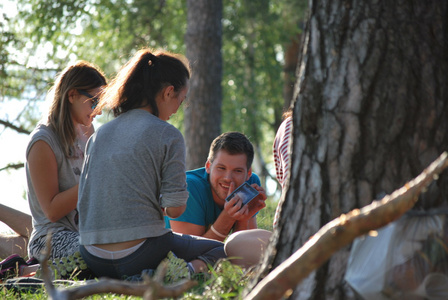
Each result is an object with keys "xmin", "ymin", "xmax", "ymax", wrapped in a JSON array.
[
  {"xmin": 9, "ymin": 0, "xmax": 189, "ymax": 133},
  {"xmin": 74, "ymin": 0, "xmax": 187, "ymax": 74},
  {"xmin": 16, "ymin": 0, "xmax": 187, "ymax": 74},
  {"xmin": 0, "ymin": 8, "xmax": 32, "ymax": 100},
  {"xmin": 7, "ymin": 0, "xmax": 307, "ymax": 163},
  {"xmin": 0, "ymin": 13, "xmax": 17, "ymax": 82},
  {"xmin": 1, "ymin": 2, "xmax": 59, "ymax": 132},
  {"xmin": 221, "ymin": 0, "xmax": 306, "ymax": 147}
]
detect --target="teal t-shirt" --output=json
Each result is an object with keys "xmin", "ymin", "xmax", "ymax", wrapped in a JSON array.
[{"xmin": 165, "ymin": 167, "xmax": 260, "ymax": 228}]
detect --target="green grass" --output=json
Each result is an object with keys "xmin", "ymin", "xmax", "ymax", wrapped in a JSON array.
[
  {"xmin": 257, "ymin": 196, "xmax": 277, "ymax": 231},
  {"xmin": 0, "ymin": 199, "xmax": 278, "ymax": 299},
  {"xmin": 0, "ymin": 260, "xmax": 260, "ymax": 300},
  {"xmin": 1, "ymin": 260, "xmax": 254, "ymax": 299}
]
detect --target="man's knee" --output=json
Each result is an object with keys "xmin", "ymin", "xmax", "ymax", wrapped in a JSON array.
[{"xmin": 224, "ymin": 229, "xmax": 272, "ymax": 268}]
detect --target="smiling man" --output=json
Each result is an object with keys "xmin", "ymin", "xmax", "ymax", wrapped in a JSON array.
[{"xmin": 167, "ymin": 132, "xmax": 267, "ymax": 242}]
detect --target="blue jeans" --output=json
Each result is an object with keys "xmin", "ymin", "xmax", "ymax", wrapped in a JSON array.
[{"xmin": 79, "ymin": 232, "xmax": 226, "ymax": 279}]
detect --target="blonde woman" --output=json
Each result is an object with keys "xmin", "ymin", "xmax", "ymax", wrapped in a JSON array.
[{"xmin": 0, "ymin": 61, "xmax": 107, "ymax": 279}]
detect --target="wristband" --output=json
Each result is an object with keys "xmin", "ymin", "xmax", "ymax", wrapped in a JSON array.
[{"xmin": 210, "ymin": 224, "xmax": 227, "ymax": 239}]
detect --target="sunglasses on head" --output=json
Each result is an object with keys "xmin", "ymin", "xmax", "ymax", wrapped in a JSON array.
[{"xmin": 77, "ymin": 89, "xmax": 100, "ymax": 109}]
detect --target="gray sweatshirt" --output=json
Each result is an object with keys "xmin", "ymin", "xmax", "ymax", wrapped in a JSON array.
[{"xmin": 78, "ymin": 109, "xmax": 188, "ymax": 245}]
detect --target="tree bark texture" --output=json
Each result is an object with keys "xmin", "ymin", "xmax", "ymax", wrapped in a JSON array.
[
  {"xmin": 254, "ymin": 1, "xmax": 448, "ymax": 299},
  {"xmin": 184, "ymin": 0, "xmax": 223, "ymax": 170}
]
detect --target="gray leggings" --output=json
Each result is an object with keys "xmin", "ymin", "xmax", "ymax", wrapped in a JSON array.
[{"xmin": 79, "ymin": 232, "xmax": 226, "ymax": 279}]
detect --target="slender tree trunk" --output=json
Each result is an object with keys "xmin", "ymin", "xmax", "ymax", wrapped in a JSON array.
[
  {"xmin": 184, "ymin": 0, "xmax": 223, "ymax": 170},
  {"xmin": 282, "ymin": 33, "xmax": 301, "ymax": 110},
  {"xmin": 252, "ymin": 1, "xmax": 448, "ymax": 299}
]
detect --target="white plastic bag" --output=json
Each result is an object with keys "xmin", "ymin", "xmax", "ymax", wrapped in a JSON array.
[
  {"xmin": 345, "ymin": 223, "xmax": 396, "ymax": 300},
  {"xmin": 345, "ymin": 213, "xmax": 448, "ymax": 300}
]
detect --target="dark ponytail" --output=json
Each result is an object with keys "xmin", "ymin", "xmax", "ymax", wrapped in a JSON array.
[{"xmin": 99, "ymin": 49, "xmax": 190, "ymax": 117}]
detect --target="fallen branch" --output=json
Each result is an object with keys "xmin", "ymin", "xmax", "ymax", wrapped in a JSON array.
[
  {"xmin": 39, "ymin": 233, "xmax": 197, "ymax": 300},
  {"xmin": 46, "ymin": 277, "xmax": 197, "ymax": 300},
  {"xmin": 244, "ymin": 152, "xmax": 448, "ymax": 300}
]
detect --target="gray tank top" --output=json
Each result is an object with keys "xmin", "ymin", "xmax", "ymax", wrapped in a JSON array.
[{"xmin": 26, "ymin": 123, "xmax": 84, "ymax": 249}]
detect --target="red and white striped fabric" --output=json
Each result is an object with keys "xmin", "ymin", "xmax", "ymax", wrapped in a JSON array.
[{"xmin": 272, "ymin": 116, "xmax": 292, "ymax": 229}]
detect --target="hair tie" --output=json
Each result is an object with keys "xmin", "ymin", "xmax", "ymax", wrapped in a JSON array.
[{"xmin": 148, "ymin": 53, "xmax": 157, "ymax": 67}]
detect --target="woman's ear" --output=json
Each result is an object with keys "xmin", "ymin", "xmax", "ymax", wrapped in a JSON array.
[
  {"xmin": 163, "ymin": 85, "xmax": 175, "ymax": 100},
  {"xmin": 68, "ymin": 89, "xmax": 77, "ymax": 104}
]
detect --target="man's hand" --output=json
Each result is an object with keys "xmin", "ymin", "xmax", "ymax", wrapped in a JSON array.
[
  {"xmin": 233, "ymin": 184, "xmax": 267, "ymax": 231},
  {"xmin": 247, "ymin": 184, "xmax": 267, "ymax": 216},
  {"xmin": 223, "ymin": 183, "xmax": 267, "ymax": 222},
  {"xmin": 223, "ymin": 193, "xmax": 249, "ymax": 220}
]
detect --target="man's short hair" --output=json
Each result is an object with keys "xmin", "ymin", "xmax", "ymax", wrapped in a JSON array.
[{"xmin": 207, "ymin": 132, "xmax": 254, "ymax": 170}]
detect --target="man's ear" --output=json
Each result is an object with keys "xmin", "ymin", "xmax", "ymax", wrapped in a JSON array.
[
  {"xmin": 68, "ymin": 89, "xmax": 77, "ymax": 104},
  {"xmin": 205, "ymin": 160, "xmax": 211, "ymax": 174},
  {"xmin": 246, "ymin": 167, "xmax": 252, "ymax": 180}
]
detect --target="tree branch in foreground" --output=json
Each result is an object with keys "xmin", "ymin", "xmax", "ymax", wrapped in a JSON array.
[
  {"xmin": 39, "ymin": 233, "xmax": 197, "ymax": 300},
  {"xmin": 244, "ymin": 152, "xmax": 448, "ymax": 300},
  {"xmin": 0, "ymin": 163, "xmax": 24, "ymax": 172},
  {"xmin": 0, "ymin": 119, "xmax": 31, "ymax": 135}
]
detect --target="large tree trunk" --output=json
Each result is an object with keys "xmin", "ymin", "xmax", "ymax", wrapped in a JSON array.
[
  {"xmin": 253, "ymin": 1, "xmax": 448, "ymax": 299},
  {"xmin": 184, "ymin": 0, "xmax": 223, "ymax": 170}
]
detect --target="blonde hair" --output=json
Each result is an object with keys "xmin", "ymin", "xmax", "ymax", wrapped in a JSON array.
[{"xmin": 46, "ymin": 61, "xmax": 106, "ymax": 157}]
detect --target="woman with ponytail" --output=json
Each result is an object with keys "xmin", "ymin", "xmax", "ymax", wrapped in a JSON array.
[{"xmin": 77, "ymin": 48, "xmax": 225, "ymax": 280}]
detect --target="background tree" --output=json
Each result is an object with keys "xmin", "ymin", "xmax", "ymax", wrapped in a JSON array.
[
  {"xmin": 184, "ymin": 0, "xmax": 223, "ymax": 170},
  {"xmin": 252, "ymin": 0, "xmax": 448, "ymax": 299},
  {"xmin": 220, "ymin": 0, "xmax": 306, "ymax": 186}
]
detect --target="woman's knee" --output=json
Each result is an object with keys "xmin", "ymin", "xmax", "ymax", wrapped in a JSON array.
[{"xmin": 0, "ymin": 234, "xmax": 29, "ymax": 258}]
